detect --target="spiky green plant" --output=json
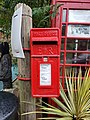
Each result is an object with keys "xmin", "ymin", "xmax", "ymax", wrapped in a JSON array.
[{"xmin": 22, "ymin": 68, "xmax": 90, "ymax": 120}]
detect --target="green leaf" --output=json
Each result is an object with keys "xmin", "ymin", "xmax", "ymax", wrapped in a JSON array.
[{"xmin": 21, "ymin": 66, "xmax": 90, "ymax": 120}]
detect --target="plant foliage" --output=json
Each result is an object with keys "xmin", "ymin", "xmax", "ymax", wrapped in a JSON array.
[
  {"xmin": 22, "ymin": 69, "xmax": 90, "ymax": 120},
  {"xmin": 32, "ymin": 3, "xmax": 63, "ymax": 28},
  {"xmin": 0, "ymin": 0, "xmax": 14, "ymax": 39},
  {"xmin": 43, "ymin": 69, "xmax": 90, "ymax": 120},
  {"xmin": 0, "ymin": 0, "xmax": 63, "ymax": 39},
  {"xmin": 0, "ymin": 0, "xmax": 51, "ymax": 39}
]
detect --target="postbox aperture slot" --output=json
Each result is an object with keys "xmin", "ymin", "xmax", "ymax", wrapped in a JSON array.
[{"xmin": 32, "ymin": 41, "xmax": 57, "ymax": 45}]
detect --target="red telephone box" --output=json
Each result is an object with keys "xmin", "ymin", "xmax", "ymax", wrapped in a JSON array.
[
  {"xmin": 51, "ymin": 0, "xmax": 90, "ymax": 89},
  {"xmin": 30, "ymin": 28, "xmax": 60, "ymax": 97},
  {"xmin": 46, "ymin": 0, "xmax": 90, "ymax": 110}
]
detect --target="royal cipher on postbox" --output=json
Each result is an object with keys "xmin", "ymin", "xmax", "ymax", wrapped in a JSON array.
[{"xmin": 30, "ymin": 28, "xmax": 61, "ymax": 97}]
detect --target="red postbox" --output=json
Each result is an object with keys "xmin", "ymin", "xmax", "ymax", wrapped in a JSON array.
[{"xmin": 30, "ymin": 28, "xmax": 60, "ymax": 97}]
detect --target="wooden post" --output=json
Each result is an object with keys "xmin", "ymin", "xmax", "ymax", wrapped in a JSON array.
[{"xmin": 15, "ymin": 3, "xmax": 36, "ymax": 120}]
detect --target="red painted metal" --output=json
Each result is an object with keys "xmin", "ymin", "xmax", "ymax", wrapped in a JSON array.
[
  {"xmin": 23, "ymin": 48, "xmax": 30, "ymax": 51},
  {"xmin": 30, "ymin": 28, "xmax": 61, "ymax": 97},
  {"xmin": 51, "ymin": 0, "xmax": 90, "ymax": 89},
  {"xmin": 18, "ymin": 77, "xmax": 31, "ymax": 81}
]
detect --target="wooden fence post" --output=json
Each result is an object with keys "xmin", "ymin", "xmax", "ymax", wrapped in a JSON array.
[{"xmin": 15, "ymin": 3, "xmax": 36, "ymax": 120}]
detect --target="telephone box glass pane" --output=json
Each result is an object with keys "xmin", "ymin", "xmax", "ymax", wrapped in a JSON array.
[
  {"xmin": 68, "ymin": 10, "xmax": 90, "ymax": 22},
  {"xmin": 67, "ymin": 25, "xmax": 90, "ymax": 37},
  {"xmin": 62, "ymin": 9, "xmax": 66, "ymax": 22},
  {"xmin": 40, "ymin": 64, "xmax": 51, "ymax": 86},
  {"xmin": 62, "ymin": 24, "xmax": 66, "ymax": 36}
]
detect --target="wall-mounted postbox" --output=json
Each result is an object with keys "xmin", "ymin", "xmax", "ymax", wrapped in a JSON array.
[{"xmin": 30, "ymin": 28, "xmax": 60, "ymax": 97}]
